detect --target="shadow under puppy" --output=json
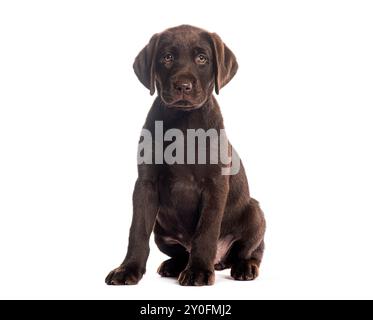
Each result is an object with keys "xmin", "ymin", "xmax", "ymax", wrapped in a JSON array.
[{"xmin": 106, "ymin": 25, "xmax": 266, "ymax": 286}]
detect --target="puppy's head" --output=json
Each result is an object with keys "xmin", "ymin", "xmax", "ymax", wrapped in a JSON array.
[{"xmin": 133, "ymin": 25, "xmax": 238, "ymax": 110}]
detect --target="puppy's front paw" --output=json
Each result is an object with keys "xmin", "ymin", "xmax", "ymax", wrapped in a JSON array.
[
  {"xmin": 105, "ymin": 265, "xmax": 144, "ymax": 285},
  {"xmin": 178, "ymin": 267, "xmax": 215, "ymax": 286},
  {"xmin": 231, "ymin": 259, "xmax": 259, "ymax": 281}
]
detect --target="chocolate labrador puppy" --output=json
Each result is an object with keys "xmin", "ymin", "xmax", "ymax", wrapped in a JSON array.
[{"xmin": 105, "ymin": 25, "xmax": 266, "ymax": 286}]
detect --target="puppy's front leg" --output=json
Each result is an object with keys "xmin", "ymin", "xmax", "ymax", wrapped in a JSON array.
[
  {"xmin": 179, "ymin": 177, "xmax": 229, "ymax": 286},
  {"xmin": 106, "ymin": 178, "xmax": 159, "ymax": 285}
]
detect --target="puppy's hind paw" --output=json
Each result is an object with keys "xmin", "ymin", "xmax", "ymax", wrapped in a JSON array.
[{"xmin": 231, "ymin": 259, "xmax": 259, "ymax": 281}]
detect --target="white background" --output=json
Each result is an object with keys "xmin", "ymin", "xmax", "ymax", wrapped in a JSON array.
[{"xmin": 1, "ymin": 0, "xmax": 373, "ymax": 300}]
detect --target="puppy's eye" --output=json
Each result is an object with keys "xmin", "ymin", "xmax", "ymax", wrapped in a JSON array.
[
  {"xmin": 196, "ymin": 54, "xmax": 208, "ymax": 64},
  {"xmin": 163, "ymin": 54, "xmax": 174, "ymax": 63}
]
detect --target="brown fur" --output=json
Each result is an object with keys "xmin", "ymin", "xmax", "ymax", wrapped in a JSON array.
[{"xmin": 105, "ymin": 25, "xmax": 266, "ymax": 286}]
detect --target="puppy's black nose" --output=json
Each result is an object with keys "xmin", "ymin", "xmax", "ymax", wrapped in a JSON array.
[{"xmin": 174, "ymin": 81, "xmax": 193, "ymax": 94}]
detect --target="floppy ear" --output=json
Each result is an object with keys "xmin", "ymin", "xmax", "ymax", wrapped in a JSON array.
[
  {"xmin": 133, "ymin": 33, "xmax": 160, "ymax": 95},
  {"xmin": 208, "ymin": 33, "xmax": 238, "ymax": 94}
]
